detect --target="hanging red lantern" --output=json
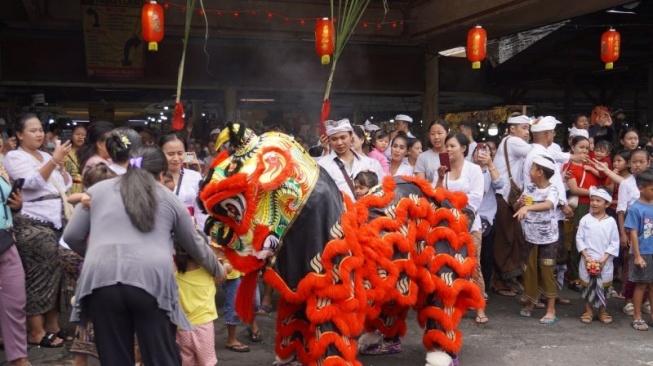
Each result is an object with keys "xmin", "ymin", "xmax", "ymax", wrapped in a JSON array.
[
  {"xmin": 601, "ymin": 27, "xmax": 620, "ymax": 70},
  {"xmin": 141, "ymin": 1, "xmax": 164, "ymax": 51},
  {"xmin": 315, "ymin": 18, "xmax": 335, "ymax": 65},
  {"xmin": 466, "ymin": 25, "xmax": 486, "ymax": 69}
]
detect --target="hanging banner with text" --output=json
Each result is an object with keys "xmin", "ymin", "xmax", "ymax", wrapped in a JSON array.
[{"xmin": 81, "ymin": 0, "xmax": 144, "ymax": 79}]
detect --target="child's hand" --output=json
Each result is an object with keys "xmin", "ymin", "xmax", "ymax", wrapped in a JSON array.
[
  {"xmin": 590, "ymin": 158, "xmax": 608, "ymax": 172},
  {"xmin": 634, "ymin": 255, "xmax": 647, "ymax": 268},
  {"xmin": 518, "ymin": 195, "xmax": 528, "ymax": 205},
  {"xmin": 67, "ymin": 193, "xmax": 84, "ymax": 205},
  {"xmin": 620, "ymin": 233, "xmax": 629, "ymax": 248},
  {"xmin": 81, "ymin": 194, "xmax": 92, "ymax": 209},
  {"xmin": 513, "ymin": 206, "xmax": 529, "ymax": 221}
]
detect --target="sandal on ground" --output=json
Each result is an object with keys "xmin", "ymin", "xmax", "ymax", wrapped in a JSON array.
[
  {"xmin": 518, "ymin": 308, "xmax": 531, "ymax": 318},
  {"xmin": 555, "ymin": 298, "xmax": 572, "ymax": 305},
  {"xmin": 475, "ymin": 316, "xmax": 489, "ymax": 325},
  {"xmin": 598, "ymin": 311, "xmax": 612, "ymax": 324},
  {"xmin": 610, "ymin": 290, "xmax": 625, "ymax": 299},
  {"xmin": 28, "ymin": 332, "xmax": 63, "ymax": 348},
  {"xmin": 580, "ymin": 311, "xmax": 593, "ymax": 324},
  {"xmin": 492, "ymin": 287, "xmax": 517, "ymax": 297},
  {"xmin": 256, "ymin": 304, "xmax": 273, "ymax": 315},
  {"xmin": 226, "ymin": 343, "xmax": 251, "ymax": 352},
  {"xmin": 247, "ymin": 328, "xmax": 263, "ymax": 342},
  {"xmin": 539, "ymin": 316, "xmax": 559, "ymax": 325},
  {"xmin": 632, "ymin": 319, "xmax": 649, "ymax": 331},
  {"xmin": 56, "ymin": 329, "xmax": 73, "ymax": 342}
]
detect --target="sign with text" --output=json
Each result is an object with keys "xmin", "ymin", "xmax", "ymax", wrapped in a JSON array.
[{"xmin": 81, "ymin": 0, "xmax": 144, "ymax": 79}]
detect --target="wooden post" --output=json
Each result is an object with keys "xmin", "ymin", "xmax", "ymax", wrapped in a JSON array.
[{"xmin": 422, "ymin": 54, "xmax": 439, "ymax": 136}]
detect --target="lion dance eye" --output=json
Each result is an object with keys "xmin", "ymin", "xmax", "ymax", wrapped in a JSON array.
[{"xmin": 215, "ymin": 194, "xmax": 246, "ymax": 224}]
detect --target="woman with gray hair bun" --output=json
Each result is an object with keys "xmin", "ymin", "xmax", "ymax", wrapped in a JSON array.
[
  {"xmin": 63, "ymin": 146, "xmax": 226, "ymax": 366},
  {"xmin": 105, "ymin": 127, "xmax": 142, "ymax": 175}
]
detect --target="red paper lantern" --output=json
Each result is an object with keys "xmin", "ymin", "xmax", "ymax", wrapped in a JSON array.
[
  {"xmin": 142, "ymin": 1, "xmax": 164, "ymax": 51},
  {"xmin": 601, "ymin": 28, "xmax": 620, "ymax": 70},
  {"xmin": 466, "ymin": 25, "xmax": 486, "ymax": 69},
  {"xmin": 315, "ymin": 18, "xmax": 335, "ymax": 65}
]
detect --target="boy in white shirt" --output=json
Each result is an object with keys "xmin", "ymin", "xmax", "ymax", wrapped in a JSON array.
[{"xmin": 514, "ymin": 155, "xmax": 560, "ymax": 325}]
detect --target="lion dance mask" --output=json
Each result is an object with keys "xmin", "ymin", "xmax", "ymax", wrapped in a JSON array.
[{"xmin": 199, "ymin": 123, "xmax": 483, "ymax": 366}]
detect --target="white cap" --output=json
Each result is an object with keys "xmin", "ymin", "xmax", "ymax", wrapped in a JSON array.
[
  {"xmin": 530, "ymin": 116, "xmax": 561, "ymax": 133},
  {"xmin": 532, "ymin": 155, "xmax": 557, "ymax": 171},
  {"xmin": 325, "ymin": 118, "xmax": 353, "ymax": 136},
  {"xmin": 507, "ymin": 115, "xmax": 531, "ymax": 124},
  {"xmin": 589, "ymin": 186, "xmax": 612, "ymax": 202},
  {"xmin": 568, "ymin": 127, "xmax": 589, "ymax": 138},
  {"xmin": 210, "ymin": 128, "xmax": 221, "ymax": 136},
  {"xmin": 394, "ymin": 114, "xmax": 413, "ymax": 123}
]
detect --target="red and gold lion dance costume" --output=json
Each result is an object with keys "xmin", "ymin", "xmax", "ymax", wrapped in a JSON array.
[{"xmin": 198, "ymin": 123, "xmax": 483, "ymax": 366}]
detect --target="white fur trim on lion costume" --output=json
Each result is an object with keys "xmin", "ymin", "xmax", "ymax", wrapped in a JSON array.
[
  {"xmin": 357, "ymin": 331, "xmax": 383, "ymax": 350},
  {"xmin": 425, "ymin": 350, "xmax": 453, "ymax": 366}
]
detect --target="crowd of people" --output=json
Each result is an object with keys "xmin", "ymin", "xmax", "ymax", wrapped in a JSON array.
[
  {"xmin": 0, "ymin": 109, "xmax": 652, "ymax": 366},
  {"xmin": 315, "ymin": 112, "xmax": 653, "ymax": 333}
]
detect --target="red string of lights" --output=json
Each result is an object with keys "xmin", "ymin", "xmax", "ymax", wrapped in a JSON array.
[{"xmin": 157, "ymin": 1, "xmax": 404, "ymax": 30}]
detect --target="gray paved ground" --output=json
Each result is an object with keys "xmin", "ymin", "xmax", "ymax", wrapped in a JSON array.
[{"xmin": 3, "ymin": 287, "xmax": 652, "ymax": 366}]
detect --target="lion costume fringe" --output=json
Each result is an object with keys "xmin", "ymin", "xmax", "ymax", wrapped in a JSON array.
[{"xmin": 198, "ymin": 123, "xmax": 483, "ymax": 366}]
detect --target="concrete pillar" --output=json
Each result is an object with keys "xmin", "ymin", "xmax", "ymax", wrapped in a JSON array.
[
  {"xmin": 422, "ymin": 55, "xmax": 439, "ymax": 136},
  {"xmin": 225, "ymin": 87, "xmax": 237, "ymax": 122}
]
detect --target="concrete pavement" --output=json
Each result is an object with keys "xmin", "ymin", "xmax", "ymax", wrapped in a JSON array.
[{"xmin": 3, "ymin": 287, "xmax": 652, "ymax": 366}]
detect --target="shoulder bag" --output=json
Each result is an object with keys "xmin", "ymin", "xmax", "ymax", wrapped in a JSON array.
[{"xmin": 503, "ymin": 138, "xmax": 523, "ymax": 210}]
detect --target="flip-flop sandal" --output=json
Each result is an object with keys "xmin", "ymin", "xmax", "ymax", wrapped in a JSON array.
[
  {"xmin": 256, "ymin": 304, "xmax": 273, "ymax": 315},
  {"xmin": 539, "ymin": 317, "xmax": 559, "ymax": 325},
  {"xmin": 475, "ymin": 316, "xmax": 489, "ymax": 325},
  {"xmin": 580, "ymin": 311, "xmax": 593, "ymax": 324},
  {"xmin": 555, "ymin": 298, "xmax": 572, "ymax": 305},
  {"xmin": 632, "ymin": 319, "xmax": 649, "ymax": 331},
  {"xmin": 518, "ymin": 308, "xmax": 532, "ymax": 318},
  {"xmin": 28, "ymin": 332, "xmax": 64, "ymax": 348},
  {"xmin": 226, "ymin": 343, "xmax": 251, "ymax": 352},
  {"xmin": 493, "ymin": 287, "xmax": 517, "ymax": 297},
  {"xmin": 247, "ymin": 328, "xmax": 263, "ymax": 342},
  {"xmin": 598, "ymin": 311, "xmax": 612, "ymax": 324},
  {"xmin": 56, "ymin": 330, "xmax": 73, "ymax": 342}
]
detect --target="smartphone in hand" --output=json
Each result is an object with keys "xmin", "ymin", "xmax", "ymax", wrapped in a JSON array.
[
  {"xmin": 6, "ymin": 178, "xmax": 24, "ymax": 203},
  {"xmin": 184, "ymin": 152, "xmax": 197, "ymax": 163},
  {"xmin": 439, "ymin": 152, "xmax": 451, "ymax": 171}
]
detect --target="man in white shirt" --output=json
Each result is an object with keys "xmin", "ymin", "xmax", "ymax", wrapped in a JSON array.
[
  {"xmin": 491, "ymin": 114, "xmax": 532, "ymax": 296},
  {"xmin": 459, "ymin": 121, "xmax": 477, "ymax": 161},
  {"xmin": 318, "ymin": 118, "xmax": 384, "ymax": 201}
]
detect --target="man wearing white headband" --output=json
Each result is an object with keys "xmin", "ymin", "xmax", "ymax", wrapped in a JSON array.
[
  {"xmin": 385, "ymin": 114, "xmax": 416, "ymax": 159},
  {"xmin": 318, "ymin": 118, "xmax": 384, "ymax": 201},
  {"xmin": 491, "ymin": 113, "xmax": 532, "ymax": 295},
  {"xmin": 568, "ymin": 127, "xmax": 589, "ymax": 139}
]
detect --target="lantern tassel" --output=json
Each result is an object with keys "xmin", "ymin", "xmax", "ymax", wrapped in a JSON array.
[
  {"xmin": 605, "ymin": 62, "xmax": 613, "ymax": 70},
  {"xmin": 148, "ymin": 42, "xmax": 158, "ymax": 51},
  {"xmin": 472, "ymin": 61, "xmax": 481, "ymax": 69},
  {"xmin": 172, "ymin": 102, "xmax": 185, "ymax": 131}
]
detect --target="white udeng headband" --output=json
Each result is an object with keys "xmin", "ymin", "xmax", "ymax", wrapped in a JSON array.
[
  {"xmin": 589, "ymin": 186, "xmax": 612, "ymax": 202},
  {"xmin": 532, "ymin": 155, "xmax": 557, "ymax": 171}
]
